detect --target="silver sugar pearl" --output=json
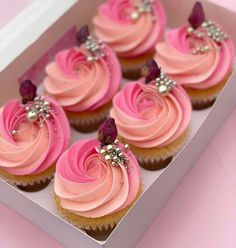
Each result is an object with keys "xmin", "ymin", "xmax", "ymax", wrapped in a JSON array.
[
  {"xmin": 202, "ymin": 22, "xmax": 208, "ymax": 28},
  {"xmin": 113, "ymin": 156, "xmax": 118, "ymax": 162},
  {"xmin": 158, "ymin": 85, "xmax": 168, "ymax": 95},
  {"xmin": 118, "ymin": 152, "xmax": 123, "ymax": 158},
  {"xmin": 207, "ymin": 32, "xmax": 212, "ymax": 37},
  {"xmin": 25, "ymin": 106, "xmax": 30, "ymax": 112},
  {"xmin": 114, "ymin": 139, "xmax": 119, "ymax": 144},
  {"xmin": 115, "ymin": 147, "xmax": 121, "ymax": 153},
  {"xmin": 27, "ymin": 111, "xmax": 38, "ymax": 122},
  {"xmin": 45, "ymin": 114, "xmax": 51, "ymax": 119},
  {"xmin": 131, "ymin": 11, "xmax": 140, "ymax": 21},
  {"xmin": 111, "ymin": 161, "xmax": 116, "ymax": 166},
  {"xmin": 105, "ymin": 154, "xmax": 111, "ymax": 161},
  {"xmin": 160, "ymin": 74, "xmax": 165, "ymax": 79},
  {"xmin": 87, "ymin": 56, "xmax": 94, "ymax": 62},
  {"xmin": 124, "ymin": 144, "xmax": 129, "ymax": 150},
  {"xmin": 43, "ymin": 101, "xmax": 50, "ymax": 107},
  {"xmin": 11, "ymin": 130, "xmax": 17, "ymax": 135},
  {"xmin": 107, "ymin": 144, "xmax": 114, "ymax": 152},
  {"xmin": 197, "ymin": 32, "xmax": 203, "ymax": 38},
  {"xmin": 188, "ymin": 27, "xmax": 194, "ymax": 33},
  {"xmin": 100, "ymin": 148, "xmax": 106, "ymax": 155}
]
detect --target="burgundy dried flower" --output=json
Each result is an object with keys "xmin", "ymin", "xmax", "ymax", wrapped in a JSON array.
[
  {"xmin": 141, "ymin": 59, "xmax": 161, "ymax": 84},
  {"xmin": 188, "ymin": 2, "xmax": 205, "ymax": 29},
  {"xmin": 97, "ymin": 118, "xmax": 118, "ymax": 146},
  {"xmin": 77, "ymin": 25, "xmax": 90, "ymax": 46},
  {"xmin": 19, "ymin": 80, "xmax": 37, "ymax": 104}
]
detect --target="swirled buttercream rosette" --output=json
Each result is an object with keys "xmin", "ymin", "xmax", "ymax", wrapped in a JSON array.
[
  {"xmin": 93, "ymin": 0, "xmax": 166, "ymax": 79},
  {"xmin": 110, "ymin": 60, "xmax": 192, "ymax": 170},
  {"xmin": 54, "ymin": 118, "xmax": 142, "ymax": 236},
  {"xmin": 154, "ymin": 2, "xmax": 235, "ymax": 109},
  {"xmin": 0, "ymin": 80, "xmax": 70, "ymax": 192},
  {"xmin": 44, "ymin": 25, "xmax": 121, "ymax": 132}
]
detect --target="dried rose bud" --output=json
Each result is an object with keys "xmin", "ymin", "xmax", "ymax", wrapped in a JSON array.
[
  {"xmin": 77, "ymin": 25, "xmax": 90, "ymax": 46},
  {"xmin": 97, "ymin": 118, "xmax": 118, "ymax": 145},
  {"xmin": 19, "ymin": 80, "xmax": 37, "ymax": 104},
  {"xmin": 142, "ymin": 59, "xmax": 161, "ymax": 84},
  {"xmin": 188, "ymin": 2, "xmax": 205, "ymax": 29}
]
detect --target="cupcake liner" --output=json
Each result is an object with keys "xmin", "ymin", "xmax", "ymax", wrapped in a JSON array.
[
  {"xmin": 53, "ymin": 185, "xmax": 142, "ymax": 234},
  {"xmin": 121, "ymin": 128, "xmax": 190, "ymax": 170},
  {"xmin": 66, "ymin": 101, "xmax": 112, "ymax": 133},
  {"xmin": 185, "ymin": 70, "xmax": 233, "ymax": 110},
  {"xmin": 119, "ymin": 52, "xmax": 154, "ymax": 80},
  {"xmin": 0, "ymin": 164, "xmax": 55, "ymax": 187},
  {"xmin": 190, "ymin": 96, "xmax": 216, "ymax": 110}
]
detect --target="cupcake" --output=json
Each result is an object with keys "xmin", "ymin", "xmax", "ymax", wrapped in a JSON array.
[
  {"xmin": 110, "ymin": 60, "xmax": 192, "ymax": 170},
  {"xmin": 93, "ymin": 0, "xmax": 166, "ymax": 79},
  {"xmin": 54, "ymin": 118, "xmax": 141, "ymax": 237},
  {"xmin": 154, "ymin": 2, "xmax": 235, "ymax": 109},
  {"xmin": 44, "ymin": 25, "xmax": 121, "ymax": 132},
  {"xmin": 0, "ymin": 80, "xmax": 70, "ymax": 192}
]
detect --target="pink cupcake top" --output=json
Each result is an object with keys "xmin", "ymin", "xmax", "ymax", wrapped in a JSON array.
[
  {"xmin": 44, "ymin": 26, "xmax": 121, "ymax": 112},
  {"xmin": 93, "ymin": 0, "xmax": 166, "ymax": 58},
  {"xmin": 154, "ymin": 2, "xmax": 235, "ymax": 90},
  {"xmin": 54, "ymin": 119, "xmax": 141, "ymax": 218},
  {"xmin": 0, "ymin": 81, "xmax": 70, "ymax": 176},
  {"xmin": 110, "ymin": 60, "xmax": 192, "ymax": 148}
]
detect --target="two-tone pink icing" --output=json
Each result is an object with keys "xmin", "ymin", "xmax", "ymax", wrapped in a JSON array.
[
  {"xmin": 154, "ymin": 26, "xmax": 235, "ymax": 90},
  {"xmin": 44, "ymin": 45, "xmax": 121, "ymax": 112},
  {"xmin": 110, "ymin": 80, "xmax": 192, "ymax": 148},
  {"xmin": 54, "ymin": 139, "xmax": 140, "ymax": 218},
  {"xmin": 93, "ymin": 0, "xmax": 166, "ymax": 58},
  {"xmin": 0, "ymin": 97, "xmax": 70, "ymax": 176}
]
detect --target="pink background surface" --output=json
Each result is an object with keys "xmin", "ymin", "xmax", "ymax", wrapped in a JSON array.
[
  {"xmin": 1, "ymin": 0, "xmax": 236, "ymax": 247},
  {"xmin": 0, "ymin": 0, "xmax": 32, "ymax": 29}
]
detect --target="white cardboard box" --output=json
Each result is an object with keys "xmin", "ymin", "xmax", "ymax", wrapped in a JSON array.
[{"xmin": 0, "ymin": 1, "xmax": 236, "ymax": 248}]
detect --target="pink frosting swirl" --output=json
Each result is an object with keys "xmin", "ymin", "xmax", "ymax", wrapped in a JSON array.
[
  {"xmin": 54, "ymin": 139, "xmax": 140, "ymax": 218},
  {"xmin": 93, "ymin": 0, "xmax": 166, "ymax": 58},
  {"xmin": 154, "ymin": 25, "xmax": 235, "ymax": 90},
  {"xmin": 44, "ymin": 45, "xmax": 121, "ymax": 112},
  {"xmin": 0, "ymin": 97, "xmax": 70, "ymax": 176},
  {"xmin": 110, "ymin": 80, "xmax": 192, "ymax": 148}
]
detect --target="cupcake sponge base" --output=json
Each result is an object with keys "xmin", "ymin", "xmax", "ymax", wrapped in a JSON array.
[
  {"xmin": 0, "ymin": 165, "xmax": 55, "ymax": 192},
  {"xmin": 120, "ymin": 128, "xmax": 190, "ymax": 171},
  {"xmin": 119, "ymin": 52, "xmax": 154, "ymax": 80},
  {"xmin": 66, "ymin": 101, "xmax": 112, "ymax": 133},
  {"xmin": 185, "ymin": 70, "xmax": 232, "ymax": 110},
  {"xmin": 54, "ymin": 185, "xmax": 142, "ymax": 239}
]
